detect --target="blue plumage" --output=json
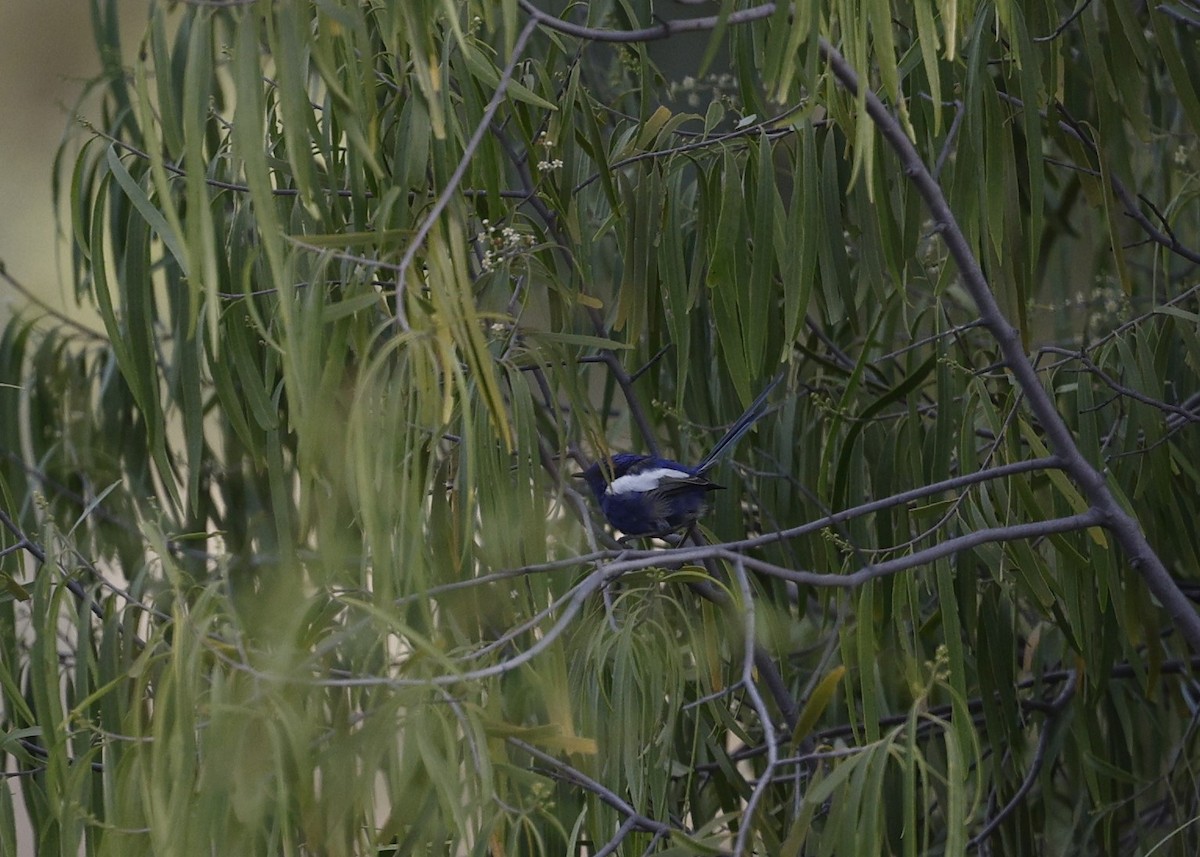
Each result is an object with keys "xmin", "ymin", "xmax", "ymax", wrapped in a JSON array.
[{"xmin": 577, "ymin": 376, "xmax": 780, "ymax": 537}]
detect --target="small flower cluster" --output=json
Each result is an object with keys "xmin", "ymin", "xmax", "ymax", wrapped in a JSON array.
[
  {"xmin": 535, "ymin": 134, "xmax": 563, "ymax": 171},
  {"xmin": 669, "ymin": 72, "xmax": 739, "ymax": 109},
  {"xmin": 842, "ymin": 228, "xmax": 859, "ymax": 263},
  {"xmin": 1029, "ymin": 277, "xmax": 1133, "ymax": 335},
  {"xmin": 820, "ymin": 526, "xmax": 853, "ymax": 553},
  {"xmin": 917, "ymin": 219, "xmax": 947, "ymax": 280},
  {"xmin": 616, "ymin": 43, "xmax": 641, "ymax": 78},
  {"xmin": 924, "ymin": 644, "xmax": 951, "ymax": 684},
  {"xmin": 1085, "ymin": 278, "xmax": 1131, "ymax": 331},
  {"xmin": 476, "ymin": 219, "xmax": 534, "ymax": 273}
]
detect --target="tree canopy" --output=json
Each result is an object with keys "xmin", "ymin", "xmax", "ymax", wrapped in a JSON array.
[{"xmin": 2, "ymin": 0, "xmax": 1200, "ymax": 854}]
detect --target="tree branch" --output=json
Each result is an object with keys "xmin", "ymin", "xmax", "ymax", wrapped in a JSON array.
[
  {"xmin": 815, "ymin": 37, "xmax": 1200, "ymax": 654},
  {"xmin": 968, "ymin": 669, "xmax": 1078, "ymax": 849}
]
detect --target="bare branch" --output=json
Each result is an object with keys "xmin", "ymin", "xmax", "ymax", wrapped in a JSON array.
[{"xmin": 726, "ymin": 510, "xmax": 1105, "ymax": 589}]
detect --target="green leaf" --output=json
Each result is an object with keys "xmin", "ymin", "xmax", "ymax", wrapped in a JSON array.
[
  {"xmin": 461, "ymin": 39, "xmax": 557, "ymax": 111},
  {"xmin": 790, "ymin": 666, "xmax": 847, "ymax": 745},
  {"xmin": 104, "ymin": 145, "xmax": 188, "ymax": 274}
]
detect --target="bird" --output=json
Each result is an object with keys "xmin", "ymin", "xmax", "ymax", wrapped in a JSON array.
[{"xmin": 575, "ymin": 375, "xmax": 781, "ymax": 538}]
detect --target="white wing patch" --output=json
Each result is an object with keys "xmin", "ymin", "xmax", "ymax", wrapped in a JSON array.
[{"xmin": 605, "ymin": 467, "xmax": 691, "ymax": 496}]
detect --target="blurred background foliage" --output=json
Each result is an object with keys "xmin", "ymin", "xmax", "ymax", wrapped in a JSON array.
[{"xmin": 1, "ymin": 0, "xmax": 1200, "ymax": 854}]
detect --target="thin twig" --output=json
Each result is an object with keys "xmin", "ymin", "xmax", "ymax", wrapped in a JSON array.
[
  {"xmin": 732, "ymin": 558, "xmax": 779, "ymax": 856},
  {"xmin": 996, "ymin": 92, "xmax": 1200, "ymax": 266},
  {"xmin": 1033, "ymin": 0, "xmax": 1097, "ymax": 42},
  {"xmin": 933, "ymin": 99, "xmax": 966, "ymax": 180},
  {"xmin": 968, "ymin": 669, "xmax": 1078, "ymax": 849},
  {"xmin": 517, "ymin": 0, "xmax": 777, "ymax": 43},
  {"xmin": 0, "ymin": 267, "xmax": 108, "ymax": 341},
  {"xmin": 507, "ymin": 737, "xmax": 728, "ymax": 851},
  {"xmin": 1037, "ymin": 346, "xmax": 1200, "ymax": 423}
]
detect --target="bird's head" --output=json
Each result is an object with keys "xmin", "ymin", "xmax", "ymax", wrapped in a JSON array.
[{"xmin": 572, "ymin": 460, "xmax": 610, "ymax": 502}]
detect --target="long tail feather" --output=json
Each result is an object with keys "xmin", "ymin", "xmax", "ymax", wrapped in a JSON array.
[{"xmin": 696, "ymin": 372, "xmax": 783, "ymax": 474}]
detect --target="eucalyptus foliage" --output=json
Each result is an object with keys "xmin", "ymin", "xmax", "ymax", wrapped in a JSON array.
[{"xmin": 2, "ymin": 0, "xmax": 1200, "ymax": 854}]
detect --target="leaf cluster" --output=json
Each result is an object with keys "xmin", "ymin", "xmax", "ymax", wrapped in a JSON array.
[{"xmin": 1, "ymin": 0, "xmax": 1200, "ymax": 854}]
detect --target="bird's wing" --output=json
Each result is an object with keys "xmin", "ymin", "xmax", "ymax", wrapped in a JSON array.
[
  {"xmin": 632, "ymin": 475, "xmax": 723, "ymax": 536},
  {"xmin": 648, "ymin": 474, "xmax": 724, "ymax": 498},
  {"xmin": 605, "ymin": 462, "xmax": 692, "ymax": 496}
]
